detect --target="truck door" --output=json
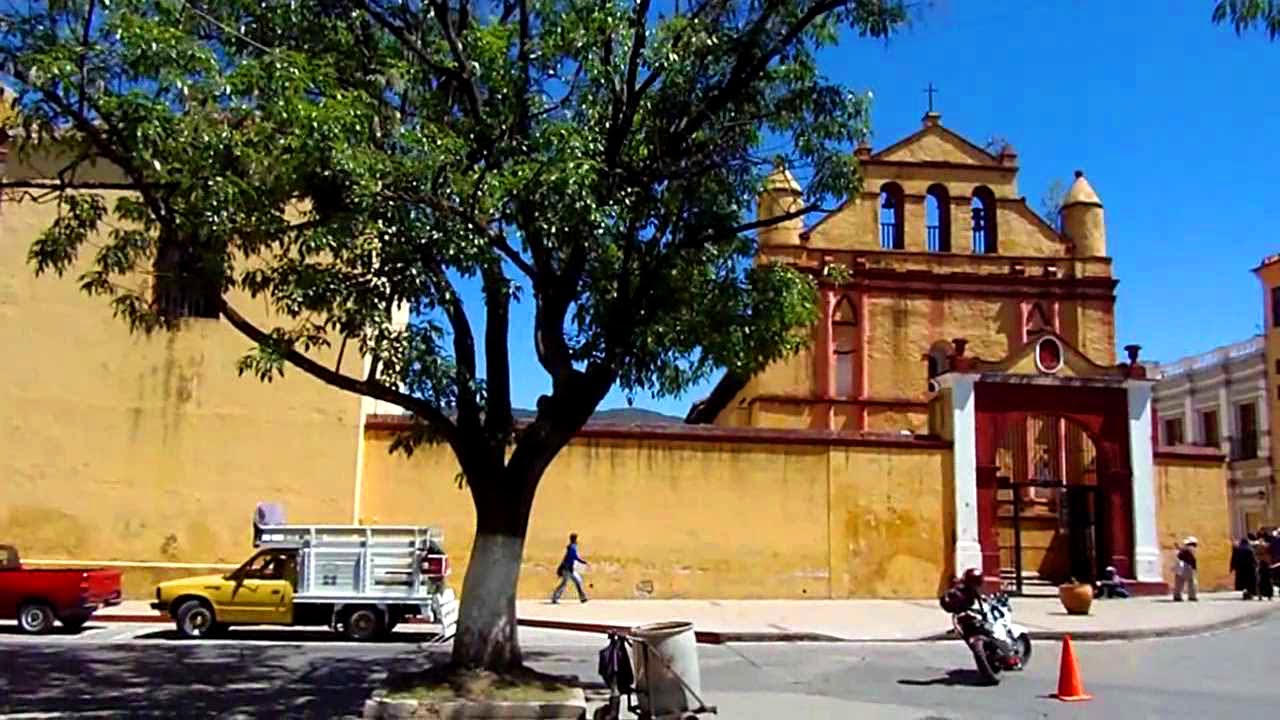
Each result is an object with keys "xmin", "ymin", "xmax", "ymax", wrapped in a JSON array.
[{"xmin": 224, "ymin": 550, "xmax": 295, "ymax": 625}]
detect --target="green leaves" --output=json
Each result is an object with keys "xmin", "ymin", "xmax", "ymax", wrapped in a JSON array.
[
  {"xmin": 28, "ymin": 194, "xmax": 107, "ymax": 277},
  {"xmin": 1213, "ymin": 0, "xmax": 1280, "ymax": 39},
  {"xmin": 5, "ymin": 0, "xmax": 909, "ymax": 451}
]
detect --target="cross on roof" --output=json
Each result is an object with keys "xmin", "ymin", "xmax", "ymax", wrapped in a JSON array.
[{"xmin": 924, "ymin": 82, "xmax": 938, "ymax": 113}]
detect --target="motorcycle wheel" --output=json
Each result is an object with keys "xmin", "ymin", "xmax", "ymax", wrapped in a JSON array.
[
  {"xmin": 970, "ymin": 638, "xmax": 1001, "ymax": 686},
  {"xmin": 1014, "ymin": 634, "xmax": 1032, "ymax": 669}
]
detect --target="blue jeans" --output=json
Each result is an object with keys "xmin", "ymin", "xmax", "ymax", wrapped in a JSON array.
[{"xmin": 552, "ymin": 568, "xmax": 587, "ymax": 602}]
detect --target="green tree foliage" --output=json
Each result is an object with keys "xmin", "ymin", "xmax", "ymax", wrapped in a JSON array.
[
  {"xmin": 0, "ymin": 0, "xmax": 910, "ymax": 670},
  {"xmin": 1212, "ymin": 0, "xmax": 1280, "ymax": 38}
]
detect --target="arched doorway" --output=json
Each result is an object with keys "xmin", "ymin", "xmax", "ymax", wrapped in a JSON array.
[
  {"xmin": 974, "ymin": 381, "xmax": 1134, "ymax": 591},
  {"xmin": 993, "ymin": 414, "xmax": 1107, "ymax": 593}
]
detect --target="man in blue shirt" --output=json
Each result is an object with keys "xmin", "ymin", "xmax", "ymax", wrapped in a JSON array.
[{"xmin": 551, "ymin": 533, "xmax": 589, "ymax": 604}]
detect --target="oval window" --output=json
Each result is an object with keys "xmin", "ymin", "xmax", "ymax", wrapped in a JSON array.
[{"xmin": 1035, "ymin": 336, "xmax": 1063, "ymax": 374}]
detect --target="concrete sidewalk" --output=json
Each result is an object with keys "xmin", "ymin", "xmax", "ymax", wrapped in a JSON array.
[
  {"xmin": 94, "ymin": 592, "xmax": 1280, "ymax": 642},
  {"xmin": 522, "ymin": 593, "xmax": 1280, "ymax": 641}
]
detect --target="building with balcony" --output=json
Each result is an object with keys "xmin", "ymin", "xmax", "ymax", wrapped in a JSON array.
[{"xmin": 1152, "ymin": 336, "xmax": 1272, "ymax": 536}]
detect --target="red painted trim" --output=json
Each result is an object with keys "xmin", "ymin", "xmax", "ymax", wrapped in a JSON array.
[
  {"xmin": 364, "ymin": 414, "xmax": 951, "ymax": 449},
  {"xmin": 789, "ymin": 245, "xmax": 1111, "ymax": 267},
  {"xmin": 858, "ymin": 290, "xmax": 869, "ymax": 430},
  {"xmin": 1155, "ymin": 446, "xmax": 1227, "ymax": 462},
  {"xmin": 976, "ymin": 464, "xmax": 1001, "ymax": 576},
  {"xmin": 1123, "ymin": 580, "xmax": 1171, "ymax": 597},
  {"xmin": 816, "ymin": 289, "xmax": 834, "ymax": 431}
]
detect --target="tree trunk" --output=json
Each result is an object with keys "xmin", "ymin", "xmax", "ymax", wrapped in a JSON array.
[
  {"xmin": 450, "ymin": 483, "xmax": 536, "ymax": 672},
  {"xmin": 451, "ymin": 531, "xmax": 526, "ymax": 670},
  {"xmin": 447, "ymin": 398, "xmax": 600, "ymax": 672}
]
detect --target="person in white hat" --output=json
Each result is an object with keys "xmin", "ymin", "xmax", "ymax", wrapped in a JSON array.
[{"xmin": 1174, "ymin": 536, "xmax": 1199, "ymax": 602}]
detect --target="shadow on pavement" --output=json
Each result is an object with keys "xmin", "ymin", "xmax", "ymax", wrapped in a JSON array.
[
  {"xmin": 0, "ymin": 643, "xmax": 596, "ymax": 717},
  {"xmin": 897, "ymin": 669, "xmax": 997, "ymax": 687},
  {"xmin": 132, "ymin": 628, "xmax": 451, "ymax": 644},
  {"xmin": 0, "ymin": 643, "xmax": 445, "ymax": 717},
  {"xmin": 0, "ymin": 625, "xmax": 99, "ymax": 637}
]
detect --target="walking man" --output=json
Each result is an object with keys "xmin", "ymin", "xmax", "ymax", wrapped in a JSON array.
[
  {"xmin": 1173, "ymin": 536, "xmax": 1199, "ymax": 602},
  {"xmin": 551, "ymin": 532, "xmax": 590, "ymax": 604}
]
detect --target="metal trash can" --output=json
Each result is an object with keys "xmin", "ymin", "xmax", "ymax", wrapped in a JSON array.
[{"xmin": 630, "ymin": 621, "xmax": 708, "ymax": 718}]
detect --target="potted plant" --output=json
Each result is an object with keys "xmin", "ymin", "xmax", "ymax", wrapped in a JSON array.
[{"xmin": 1058, "ymin": 578, "xmax": 1093, "ymax": 615}]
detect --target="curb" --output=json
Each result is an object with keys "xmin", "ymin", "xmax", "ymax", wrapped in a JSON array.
[
  {"xmin": 1023, "ymin": 602, "xmax": 1280, "ymax": 641},
  {"xmin": 90, "ymin": 602, "xmax": 1280, "ymax": 643}
]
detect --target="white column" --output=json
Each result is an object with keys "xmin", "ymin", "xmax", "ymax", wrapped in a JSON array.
[
  {"xmin": 1256, "ymin": 379, "xmax": 1270, "ymax": 457},
  {"xmin": 949, "ymin": 374, "xmax": 983, "ymax": 574},
  {"xmin": 350, "ymin": 302, "xmax": 414, "ymax": 523},
  {"xmin": 1183, "ymin": 393, "xmax": 1194, "ymax": 444},
  {"xmin": 1218, "ymin": 385, "xmax": 1231, "ymax": 453},
  {"xmin": 1128, "ymin": 380, "xmax": 1162, "ymax": 582}
]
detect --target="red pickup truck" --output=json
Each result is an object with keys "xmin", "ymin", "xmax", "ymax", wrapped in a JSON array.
[{"xmin": 0, "ymin": 545, "xmax": 123, "ymax": 633}]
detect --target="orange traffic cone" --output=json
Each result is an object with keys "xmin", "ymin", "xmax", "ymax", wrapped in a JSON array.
[{"xmin": 1052, "ymin": 635, "xmax": 1092, "ymax": 702}]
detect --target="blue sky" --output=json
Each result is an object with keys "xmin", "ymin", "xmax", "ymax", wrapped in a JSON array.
[{"xmin": 484, "ymin": 2, "xmax": 1280, "ymax": 417}]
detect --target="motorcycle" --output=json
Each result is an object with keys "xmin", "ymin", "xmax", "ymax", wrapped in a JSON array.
[{"xmin": 945, "ymin": 590, "xmax": 1032, "ymax": 685}]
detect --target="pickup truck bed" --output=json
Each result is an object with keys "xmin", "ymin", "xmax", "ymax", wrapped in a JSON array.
[{"xmin": 0, "ymin": 545, "xmax": 123, "ymax": 633}]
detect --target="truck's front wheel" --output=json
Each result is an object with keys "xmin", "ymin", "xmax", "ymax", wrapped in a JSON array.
[
  {"xmin": 175, "ymin": 600, "xmax": 217, "ymax": 639},
  {"xmin": 340, "ymin": 607, "xmax": 384, "ymax": 642}
]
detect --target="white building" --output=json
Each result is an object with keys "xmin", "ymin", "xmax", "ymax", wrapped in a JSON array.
[{"xmin": 1152, "ymin": 336, "xmax": 1272, "ymax": 537}]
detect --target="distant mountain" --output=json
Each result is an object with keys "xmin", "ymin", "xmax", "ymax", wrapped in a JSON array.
[
  {"xmin": 589, "ymin": 408, "xmax": 685, "ymax": 424},
  {"xmin": 509, "ymin": 407, "xmax": 684, "ymax": 425}
]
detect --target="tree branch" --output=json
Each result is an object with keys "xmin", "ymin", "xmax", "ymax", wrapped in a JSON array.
[
  {"xmin": 482, "ymin": 263, "xmax": 513, "ymax": 441},
  {"xmin": 427, "ymin": 0, "xmax": 484, "ymax": 120},
  {"xmin": 390, "ymin": 189, "xmax": 537, "ymax": 281},
  {"xmin": 357, "ymin": 0, "xmax": 470, "ymax": 87},
  {"xmin": 428, "ymin": 265, "xmax": 482, "ymax": 434},
  {"xmin": 219, "ymin": 299, "xmax": 459, "ymax": 447},
  {"xmin": 605, "ymin": 0, "xmax": 652, "ymax": 167}
]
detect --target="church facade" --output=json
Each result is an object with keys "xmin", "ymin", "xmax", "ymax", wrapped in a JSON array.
[
  {"xmin": 688, "ymin": 110, "xmax": 1215, "ymax": 592},
  {"xmin": 0, "ymin": 110, "xmax": 1232, "ymax": 599}
]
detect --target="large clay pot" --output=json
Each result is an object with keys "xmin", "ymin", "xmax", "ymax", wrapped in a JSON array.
[{"xmin": 1059, "ymin": 582, "xmax": 1094, "ymax": 615}]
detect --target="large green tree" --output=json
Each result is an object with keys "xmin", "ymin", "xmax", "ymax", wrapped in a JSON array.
[
  {"xmin": 1212, "ymin": 0, "xmax": 1280, "ymax": 38},
  {"xmin": 0, "ymin": 0, "xmax": 908, "ymax": 671}
]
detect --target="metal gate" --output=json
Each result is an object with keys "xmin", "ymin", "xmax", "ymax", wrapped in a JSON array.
[{"xmin": 999, "ymin": 479, "xmax": 1102, "ymax": 596}]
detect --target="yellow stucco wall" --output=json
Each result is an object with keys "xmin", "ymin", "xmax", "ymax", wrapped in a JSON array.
[
  {"xmin": 361, "ymin": 430, "xmax": 953, "ymax": 599},
  {"xmin": 1155, "ymin": 457, "xmax": 1232, "ymax": 590},
  {"xmin": 0, "ymin": 156, "xmax": 365, "ymax": 598}
]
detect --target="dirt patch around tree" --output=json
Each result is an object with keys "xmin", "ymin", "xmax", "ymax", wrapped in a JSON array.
[{"xmin": 383, "ymin": 665, "xmax": 580, "ymax": 704}]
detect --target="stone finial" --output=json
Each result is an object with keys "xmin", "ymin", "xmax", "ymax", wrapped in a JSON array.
[
  {"xmin": 922, "ymin": 111, "xmax": 942, "ymax": 128},
  {"xmin": 1063, "ymin": 171, "xmax": 1102, "ymax": 207},
  {"xmin": 854, "ymin": 139, "xmax": 872, "ymax": 160},
  {"xmin": 951, "ymin": 338, "xmax": 968, "ymax": 356},
  {"xmin": 1124, "ymin": 344, "xmax": 1141, "ymax": 364}
]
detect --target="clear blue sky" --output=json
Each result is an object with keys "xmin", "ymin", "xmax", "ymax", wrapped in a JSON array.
[{"xmin": 477, "ymin": 2, "xmax": 1280, "ymax": 417}]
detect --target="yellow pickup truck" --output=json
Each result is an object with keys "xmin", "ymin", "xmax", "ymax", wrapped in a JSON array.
[{"xmin": 152, "ymin": 524, "xmax": 458, "ymax": 641}]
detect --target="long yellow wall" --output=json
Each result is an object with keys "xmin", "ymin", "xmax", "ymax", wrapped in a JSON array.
[
  {"xmin": 0, "ymin": 170, "xmax": 364, "ymax": 597},
  {"xmin": 1155, "ymin": 455, "xmax": 1232, "ymax": 591},
  {"xmin": 360, "ymin": 429, "xmax": 954, "ymax": 600}
]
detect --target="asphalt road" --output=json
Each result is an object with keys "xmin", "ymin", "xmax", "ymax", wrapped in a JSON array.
[{"xmin": 1, "ymin": 614, "xmax": 1278, "ymax": 718}]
